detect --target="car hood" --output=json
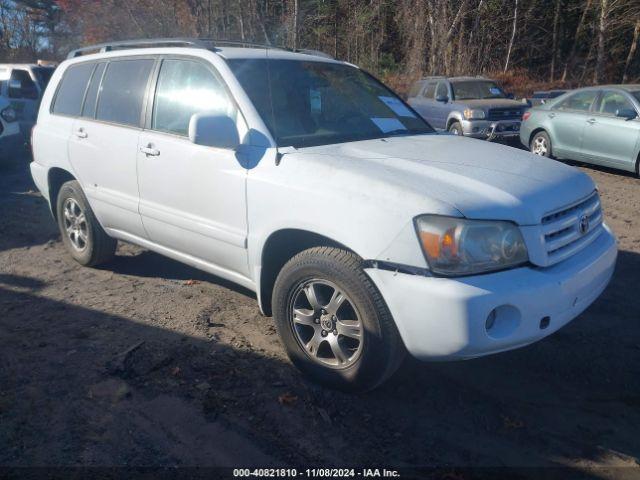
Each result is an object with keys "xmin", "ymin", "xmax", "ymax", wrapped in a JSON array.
[
  {"xmin": 293, "ymin": 134, "xmax": 595, "ymax": 225},
  {"xmin": 456, "ymin": 98, "xmax": 525, "ymax": 110}
]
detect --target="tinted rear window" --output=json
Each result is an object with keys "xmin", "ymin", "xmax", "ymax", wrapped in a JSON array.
[
  {"xmin": 52, "ymin": 63, "xmax": 95, "ymax": 116},
  {"xmin": 96, "ymin": 59, "xmax": 154, "ymax": 127}
]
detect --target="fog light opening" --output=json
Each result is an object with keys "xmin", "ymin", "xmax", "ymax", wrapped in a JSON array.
[
  {"xmin": 485, "ymin": 309, "xmax": 497, "ymax": 331},
  {"xmin": 540, "ymin": 316, "xmax": 550, "ymax": 330},
  {"xmin": 485, "ymin": 305, "xmax": 522, "ymax": 339}
]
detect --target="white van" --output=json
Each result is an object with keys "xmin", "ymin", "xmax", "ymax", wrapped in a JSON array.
[{"xmin": 30, "ymin": 39, "xmax": 617, "ymax": 391}]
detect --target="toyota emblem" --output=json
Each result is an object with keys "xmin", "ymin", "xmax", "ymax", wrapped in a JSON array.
[{"xmin": 579, "ymin": 214, "xmax": 590, "ymax": 235}]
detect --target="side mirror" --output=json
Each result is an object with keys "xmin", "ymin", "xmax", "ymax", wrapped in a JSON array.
[
  {"xmin": 188, "ymin": 112, "xmax": 240, "ymax": 149},
  {"xmin": 435, "ymin": 94, "xmax": 448, "ymax": 103},
  {"xmin": 506, "ymin": 92, "xmax": 515, "ymax": 99},
  {"xmin": 616, "ymin": 108, "xmax": 637, "ymax": 120}
]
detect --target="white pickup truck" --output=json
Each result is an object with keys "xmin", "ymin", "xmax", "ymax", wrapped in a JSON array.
[{"xmin": 30, "ymin": 39, "xmax": 617, "ymax": 391}]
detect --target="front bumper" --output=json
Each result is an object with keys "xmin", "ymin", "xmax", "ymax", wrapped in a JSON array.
[
  {"xmin": 461, "ymin": 119, "xmax": 521, "ymax": 140},
  {"xmin": 366, "ymin": 225, "xmax": 617, "ymax": 361}
]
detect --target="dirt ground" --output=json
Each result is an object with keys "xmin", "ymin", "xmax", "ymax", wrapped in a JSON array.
[{"xmin": 0, "ymin": 150, "xmax": 639, "ymax": 478}]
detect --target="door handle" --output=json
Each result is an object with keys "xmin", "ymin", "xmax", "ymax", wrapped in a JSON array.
[
  {"xmin": 75, "ymin": 128, "xmax": 88, "ymax": 139},
  {"xmin": 140, "ymin": 144, "xmax": 160, "ymax": 156},
  {"xmin": 586, "ymin": 118, "xmax": 596, "ymax": 124},
  {"xmin": 548, "ymin": 113, "xmax": 556, "ymax": 119}
]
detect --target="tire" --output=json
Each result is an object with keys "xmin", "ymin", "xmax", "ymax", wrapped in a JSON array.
[
  {"xmin": 56, "ymin": 180, "xmax": 116, "ymax": 266},
  {"xmin": 448, "ymin": 121, "xmax": 462, "ymax": 136},
  {"xmin": 272, "ymin": 247, "xmax": 406, "ymax": 392},
  {"xmin": 530, "ymin": 131, "xmax": 553, "ymax": 158}
]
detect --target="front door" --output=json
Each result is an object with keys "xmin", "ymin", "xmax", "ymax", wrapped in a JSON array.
[
  {"xmin": 581, "ymin": 90, "xmax": 640, "ymax": 170},
  {"xmin": 432, "ymin": 81, "xmax": 451, "ymax": 130},
  {"xmin": 137, "ymin": 57, "xmax": 250, "ymax": 278}
]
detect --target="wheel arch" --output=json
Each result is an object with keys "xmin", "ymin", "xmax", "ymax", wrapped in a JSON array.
[
  {"xmin": 446, "ymin": 113, "xmax": 463, "ymax": 129},
  {"xmin": 529, "ymin": 127, "xmax": 549, "ymax": 148},
  {"xmin": 47, "ymin": 167, "xmax": 77, "ymax": 220},
  {"xmin": 258, "ymin": 229, "xmax": 357, "ymax": 316}
]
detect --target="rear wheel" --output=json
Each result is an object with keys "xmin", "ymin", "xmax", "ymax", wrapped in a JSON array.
[
  {"xmin": 56, "ymin": 180, "xmax": 117, "ymax": 266},
  {"xmin": 272, "ymin": 247, "xmax": 405, "ymax": 392},
  {"xmin": 530, "ymin": 131, "xmax": 552, "ymax": 158}
]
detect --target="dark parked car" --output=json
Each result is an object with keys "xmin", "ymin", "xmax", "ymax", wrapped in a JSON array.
[
  {"xmin": 520, "ymin": 85, "xmax": 640, "ymax": 175},
  {"xmin": 407, "ymin": 76, "xmax": 526, "ymax": 140}
]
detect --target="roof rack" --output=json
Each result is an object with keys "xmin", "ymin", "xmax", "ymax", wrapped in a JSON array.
[{"xmin": 67, "ymin": 38, "xmax": 334, "ymax": 60}]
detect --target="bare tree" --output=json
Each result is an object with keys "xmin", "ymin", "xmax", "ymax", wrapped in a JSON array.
[{"xmin": 504, "ymin": 0, "xmax": 518, "ymax": 72}]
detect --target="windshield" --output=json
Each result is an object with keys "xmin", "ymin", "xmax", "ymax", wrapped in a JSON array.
[
  {"xmin": 227, "ymin": 59, "xmax": 433, "ymax": 148},
  {"xmin": 451, "ymin": 81, "xmax": 506, "ymax": 100},
  {"xmin": 632, "ymin": 91, "xmax": 640, "ymax": 103}
]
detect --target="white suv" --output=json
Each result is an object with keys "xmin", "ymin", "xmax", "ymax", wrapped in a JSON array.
[{"xmin": 30, "ymin": 39, "xmax": 617, "ymax": 391}]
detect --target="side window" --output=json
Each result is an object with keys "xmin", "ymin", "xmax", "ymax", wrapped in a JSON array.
[
  {"xmin": 152, "ymin": 59, "xmax": 235, "ymax": 136},
  {"xmin": 597, "ymin": 91, "xmax": 634, "ymax": 116},
  {"xmin": 555, "ymin": 90, "xmax": 598, "ymax": 112},
  {"xmin": 436, "ymin": 82, "xmax": 448, "ymax": 99},
  {"xmin": 96, "ymin": 59, "xmax": 154, "ymax": 127},
  {"xmin": 408, "ymin": 81, "xmax": 424, "ymax": 98},
  {"xmin": 9, "ymin": 69, "xmax": 38, "ymax": 99},
  {"xmin": 52, "ymin": 63, "xmax": 95, "ymax": 116},
  {"xmin": 81, "ymin": 63, "xmax": 106, "ymax": 118},
  {"xmin": 423, "ymin": 82, "xmax": 437, "ymax": 99}
]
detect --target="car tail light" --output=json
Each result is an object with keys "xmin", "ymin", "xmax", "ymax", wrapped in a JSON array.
[{"xmin": 522, "ymin": 111, "xmax": 532, "ymax": 121}]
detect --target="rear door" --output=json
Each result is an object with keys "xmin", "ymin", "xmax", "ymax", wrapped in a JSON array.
[
  {"xmin": 68, "ymin": 57, "xmax": 155, "ymax": 239},
  {"xmin": 547, "ymin": 89, "xmax": 598, "ymax": 160},
  {"xmin": 136, "ymin": 56, "xmax": 250, "ymax": 277},
  {"xmin": 408, "ymin": 81, "xmax": 437, "ymax": 124},
  {"xmin": 580, "ymin": 90, "xmax": 640, "ymax": 170}
]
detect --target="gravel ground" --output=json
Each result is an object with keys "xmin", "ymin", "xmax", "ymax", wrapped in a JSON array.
[{"xmin": 0, "ymin": 152, "xmax": 639, "ymax": 478}]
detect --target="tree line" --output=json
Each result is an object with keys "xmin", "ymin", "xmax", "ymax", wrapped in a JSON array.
[{"xmin": 1, "ymin": 0, "xmax": 639, "ymax": 93}]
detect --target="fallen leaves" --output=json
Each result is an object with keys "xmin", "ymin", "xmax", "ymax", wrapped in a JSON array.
[{"xmin": 184, "ymin": 279, "xmax": 200, "ymax": 286}]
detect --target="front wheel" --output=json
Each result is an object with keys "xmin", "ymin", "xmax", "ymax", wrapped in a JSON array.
[
  {"xmin": 272, "ymin": 247, "xmax": 405, "ymax": 392},
  {"xmin": 530, "ymin": 131, "xmax": 553, "ymax": 158},
  {"xmin": 448, "ymin": 121, "xmax": 462, "ymax": 135}
]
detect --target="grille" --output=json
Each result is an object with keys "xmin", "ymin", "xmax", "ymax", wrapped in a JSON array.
[
  {"xmin": 486, "ymin": 107, "xmax": 523, "ymax": 121},
  {"xmin": 542, "ymin": 191, "xmax": 603, "ymax": 265}
]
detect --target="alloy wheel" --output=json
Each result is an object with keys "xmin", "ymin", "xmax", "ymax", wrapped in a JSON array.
[
  {"xmin": 62, "ymin": 197, "xmax": 89, "ymax": 251},
  {"xmin": 532, "ymin": 136, "xmax": 548, "ymax": 156},
  {"xmin": 289, "ymin": 279, "xmax": 363, "ymax": 369}
]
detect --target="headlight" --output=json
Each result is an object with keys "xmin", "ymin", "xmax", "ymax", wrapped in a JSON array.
[
  {"xmin": 463, "ymin": 108, "xmax": 485, "ymax": 120},
  {"xmin": 415, "ymin": 215, "xmax": 528, "ymax": 276},
  {"xmin": 1, "ymin": 107, "xmax": 17, "ymax": 123}
]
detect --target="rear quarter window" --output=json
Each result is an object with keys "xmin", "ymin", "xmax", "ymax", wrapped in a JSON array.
[
  {"xmin": 52, "ymin": 63, "xmax": 95, "ymax": 116},
  {"xmin": 96, "ymin": 59, "xmax": 155, "ymax": 127}
]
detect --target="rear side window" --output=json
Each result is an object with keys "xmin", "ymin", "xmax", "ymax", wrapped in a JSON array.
[
  {"xmin": 81, "ymin": 62, "xmax": 106, "ymax": 118},
  {"xmin": 423, "ymin": 82, "xmax": 436, "ymax": 99},
  {"xmin": 408, "ymin": 81, "xmax": 424, "ymax": 98},
  {"xmin": 96, "ymin": 59, "xmax": 154, "ymax": 127},
  {"xmin": 152, "ymin": 59, "xmax": 235, "ymax": 136},
  {"xmin": 555, "ymin": 90, "xmax": 598, "ymax": 112},
  {"xmin": 52, "ymin": 63, "xmax": 95, "ymax": 116}
]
